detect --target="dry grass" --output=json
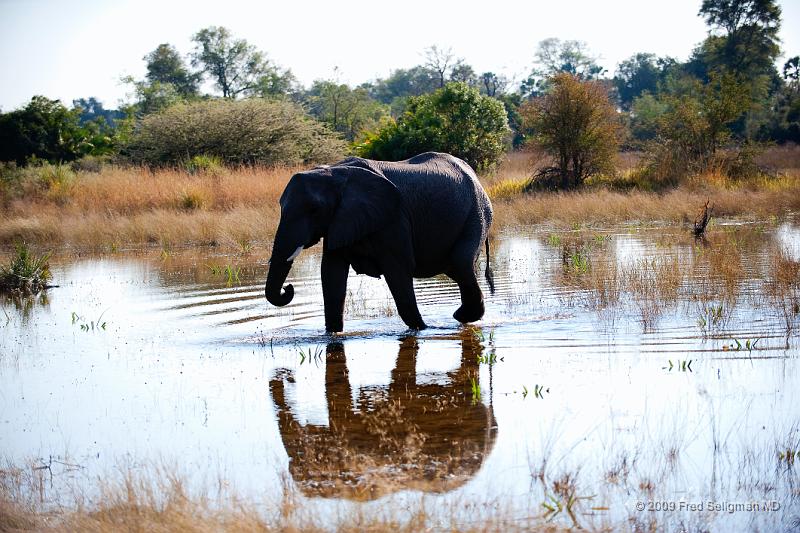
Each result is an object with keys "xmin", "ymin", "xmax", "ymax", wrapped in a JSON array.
[
  {"xmin": 1, "ymin": 146, "xmax": 800, "ymax": 250},
  {"xmin": 0, "ymin": 165, "xmax": 293, "ymax": 249},
  {"xmin": 490, "ymin": 182, "xmax": 800, "ymax": 227},
  {"xmin": 487, "ymin": 146, "xmax": 800, "ymax": 227},
  {"xmin": 545, "ymin": 224, "xmax": 798, "ymax": 332},
  {"xmin": 765, "ymin": 246, "xmax": 800, "ymax": 330},
  {"xmin": 0, "ymin": 462, "xmax": 567, "ymax": 533}
]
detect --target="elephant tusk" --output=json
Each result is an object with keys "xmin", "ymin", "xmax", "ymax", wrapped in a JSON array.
[{"xmin": 287, "ymin": 245, "xmax": 303, "ymax": 262}]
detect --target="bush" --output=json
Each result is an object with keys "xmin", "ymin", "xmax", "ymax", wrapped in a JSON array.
[
  {"xmin": 0, "ymin": 161, "xmax": 76, "ymax": 204},
  {"xmin": 0, "ymin": 96, "xmax": 118, "ymax": 165},
  {"xmin": 0, "ymin": 242, "xmax": 52, "ymax": 295},
  {"xmin": 184, "ymin": 154, "xmax": 223, "ymax": 175},
  {"xmin": 355, "ymin": 82, "xmax": 510, "ymax": 171},
  {"xmin": 71, "ymin": 155, "xmax": 110, "ymax": 173},
  {"xmin": 634, "ymin": 73, "xmax": 753, "ymax": 185},
  {"xmin": 125, "ymin": 99, "xmax": 346, "ymax": 166},
  {"xmin": 179, "ymin": 188, "xmax": 209, "ymax": 210},
  {"xmin": 521, "ymin": 73, "xmax": 621, "ymax": 189}
]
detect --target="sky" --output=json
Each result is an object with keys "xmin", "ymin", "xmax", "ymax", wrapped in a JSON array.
[{"xmin": 1, "ymin": 0, "xmax": 798, "ymax": 110}]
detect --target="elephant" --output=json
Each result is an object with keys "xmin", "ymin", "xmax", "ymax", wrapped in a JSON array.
[
  {"xmin": 268, "ymin": 331, "xmax": 497, "ymax": 500},
  {"xmin": 264, "ymin": 152, "xmax": 494, "ymax": 332}
]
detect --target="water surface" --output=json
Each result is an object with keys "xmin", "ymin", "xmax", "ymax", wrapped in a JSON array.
[{"xmin": 1, "ymin": 222, "xmax": 799, "ymax": 530}]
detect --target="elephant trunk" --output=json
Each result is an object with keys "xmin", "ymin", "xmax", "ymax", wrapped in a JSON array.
[{"xmin": 265, "ymin": 257, "xmax": 295, "ymax": 307}]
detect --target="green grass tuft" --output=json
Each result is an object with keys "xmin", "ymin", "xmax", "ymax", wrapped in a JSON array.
[{"xmin": 0, "ymin": 242, "xmax": 52, "ymax": 294}]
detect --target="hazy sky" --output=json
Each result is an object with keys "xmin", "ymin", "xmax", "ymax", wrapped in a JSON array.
[{"xmin": 1, "ymin": 0, "xmax": 798, "ymax": 110}]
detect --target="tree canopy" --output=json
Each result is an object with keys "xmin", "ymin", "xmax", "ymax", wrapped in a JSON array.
[
  {"xmin": 355, "ymin": 82, "xmax": 509, "ymax": 171},
  {"xmin": 190, "ymin": 26, "xmax": 295, "ymax": 99}
]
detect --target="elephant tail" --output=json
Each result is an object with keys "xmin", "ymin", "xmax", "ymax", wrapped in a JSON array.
[{"xmin": 484, "ymin": 237, "xmax": 495, "ymax": 295}]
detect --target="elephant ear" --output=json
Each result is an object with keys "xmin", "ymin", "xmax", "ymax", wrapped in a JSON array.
[{"xmin": 327, "ymin": 165, "xmax": 403, "ymax": 250}]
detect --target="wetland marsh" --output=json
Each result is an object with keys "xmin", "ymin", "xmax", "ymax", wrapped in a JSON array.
[{"xmin": 1, "ymin": 220, "xmax": 799, "ymax": 531}]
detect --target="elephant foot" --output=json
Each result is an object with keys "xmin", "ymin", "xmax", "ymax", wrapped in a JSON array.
[
  {"xmin": 325, "ymin": 316, "xmax": 344, "ymax": 333},
  {"xmin": 453, "ymin": 302, "xmax": 485, "ymax": 324},
  {"xmin": 406, "ymin": 320, "xmax": 428, "ymax": 331}
]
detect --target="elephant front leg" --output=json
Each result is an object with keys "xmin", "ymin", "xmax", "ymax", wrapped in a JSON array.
[
  {"xmin": 321, "ymin": 250, "xmax": 350, "ymax": 333},
  {"xmin": 382, "ymin": 262, "xmax": 426, "ymax": 330}
]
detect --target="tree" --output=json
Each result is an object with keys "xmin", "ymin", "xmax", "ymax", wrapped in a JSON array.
[
  {"xmin": 306, "ymin": 80, "xmax": 389, "ymax": 141},
  {"xmin": 121, "ymin": 76, "xmax": 184, "ymax": 115},
  {"xmin": 424, "ymin": 45, "xmax": 457, "ymax": 88},
  {"xmin": 480, "ymin": 72, "xmax": 508, "ymax": 97},
  {"xmin": 629, "ymin": 92, "xmax": 668, "ymax": 142},
  {"xmin": 756, "ymin": 57, "xmax": 800, "ymax": 143},
  {"xmin": 614, "ymin": 53, "xmax": 662, "ymax": 109},
  {"xmin": 638, "ymin": 72, "xmax": 752, "ymax": 183},
  {"xmin": 0, "ymin": 96, "xmax": 88, "ymax": 164},
  {"xmin": 190, "ymin": 26, "xmax": 293, "ymax": 98},
  {"xmin": 520, "ymin": 73, "xmax": 621, "ymax": 189},
  {"xmin": 784, "ymin": 56, "xmax": 800, "ymax": 92},
  {"xmin": 72, "ymin": 97, "xmax": 124, "ymax": 128},
  {"xmin": 449, "ymin": 62, "xmax": 478, "ymax": 87},
  {"xmin": 698, "ymin": 0, "xmax": 781, "ymax": 77},
  {"xmin": 144, "ymin": 43, "xmax": 199, "ymax": 97},
  {"xmin": 125, "ymin": 99, "xmax": 345, "ymax": 166},
  {"xmin": 356, "ymin": 82, "xmax": 509, "ymax": 171},
  {"xmin": 521, "ymin": 38, "xmax": 605, "ymax": 97}
]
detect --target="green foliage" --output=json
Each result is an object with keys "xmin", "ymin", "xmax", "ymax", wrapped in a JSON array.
[
  {"xmin": 450, "ymin": 63, "xmax": 478, "ymax": 87},
  {"xmin": 0, "ymin": 242, "xmax": 52, "ymax": 295},
  {"xmin": 521, "ymin": 73, "xmax": 621, "ymax": 189},
  {"xmin": 614, "ymin": 53, "xmax": 666, "ymax": 109},
  {"xmin": 190, "ymin": 26, "xmax": 295, "ymax": 99},
  {"xmin": 355, "ymin": 82, "xmax": 509, "ymax": 171},
  {"xmin": 479, "ymin": 72, "xmax": 509, "ymax": 97},
  {"xmin": 698, "ymin": 0, "xmax": 781, "ymax": 79},
  {"xmin": 638, "ymin": 72, "xmax": 752, "ymax": 184},
  {"xmin": 0, "ymin": 161, "xmax": 78, "ymax": 205},
  {"xmin": 126, "ymin": 98, "xmax": 345, "ymax": 166},
  {"xmin": 305, "ymin": 80, "xmax": 389, "ymax": 141},
  {"xmin": 369, "ymin": 66, "xmax": 440, "ymax": 108},
  {"xmin": 144, "ymin": 43, "xmax": 200, "ymax": 98},
  {"xmin": 122, "ymin": 77, "xmax": 187, "ymax": 116},
  {"xmin": 630, "ymin": 92, "xmax": 669, "ymax": 142},
  {"xmin": 184, "ymin": 154, "xmax": 223, "ymax": 175},
  {"xmin": 0, "ymin": 96, "xmax": 115, "ymax": 164},
  {"xmin": 757, "ymin": 57, "xmax": 800, "ymax": 143},
  {"xmin": 73, "ymin": 97, "xmax": 124, "ymax": 128},
  {"xmin": 521, "ymin": 38, "xmax": 605, "ymax": 97}
]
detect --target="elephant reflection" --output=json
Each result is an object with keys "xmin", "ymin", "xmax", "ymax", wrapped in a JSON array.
[{"xmin": 269, "ymin": 331, "xmax": 497, "ymax": 500}]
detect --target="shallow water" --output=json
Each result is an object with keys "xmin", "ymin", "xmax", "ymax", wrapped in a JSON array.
[{"xmin": 1, "ymin": 222, "xmax": 799, "ymax": 530}]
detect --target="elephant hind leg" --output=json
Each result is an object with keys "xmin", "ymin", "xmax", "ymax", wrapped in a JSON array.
[
  {"xmin": 450, "ymin": 266, "xmax": 485, "ymax": 323},
  {"xmin": 448, "ymin": 225, "xmax": 486, "ymax": 324}
]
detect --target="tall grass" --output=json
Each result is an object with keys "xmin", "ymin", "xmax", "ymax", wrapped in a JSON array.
[
  {"xmin": 1, "ymin": 146, "xmax": 799, "ymax": 249},
  {"xmin": 0, "ymin": 165, "xmax": 294, "ymax": 248}
]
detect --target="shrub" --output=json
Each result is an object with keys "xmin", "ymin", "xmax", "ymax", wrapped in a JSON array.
[
  {"xmin": 179, "ymin": 188, "xmax": 208, "ymax": 210},
  {"xmin": 0, "ymin": 162, "xmax": 76, "ymax": 204},
  {"xmin": 71, "ymin": 155, "xmax": 109, "ymax": 173},
  {"xmin": 184, "ymin": 154, "xmax": 223, "ymax": 175},
  {"xmin": 0, "ymin": 242, "xmax": 52, "ymax": 294},
  {"xmin": 125, "ymin": 99, "xmax": 346, "ymax": 167},
  {"xmin": 634, "ymin": 72, "xmax": 753, "ymax": 186},
  {"xmin": 521, "ymin": 73, "xmax": 621, "ymax": 189},
  {"xmin": 355, "ymin": 82, "xmax": 510, "ymax": 171}
]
